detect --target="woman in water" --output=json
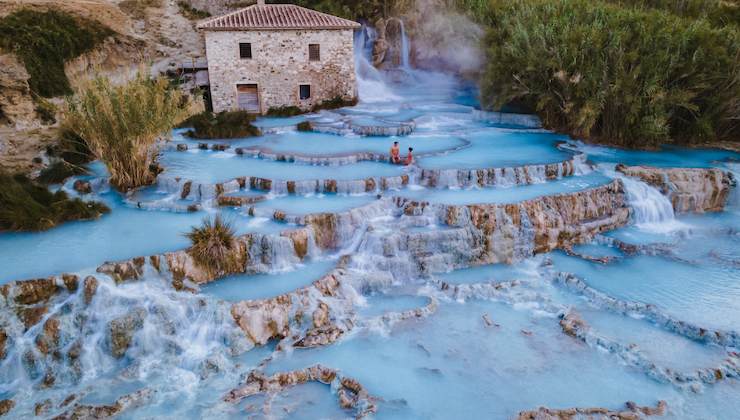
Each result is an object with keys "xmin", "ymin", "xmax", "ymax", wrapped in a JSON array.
[{"xmin": 405, "ymin": 147, "xmax": 414, "ymax": 165}]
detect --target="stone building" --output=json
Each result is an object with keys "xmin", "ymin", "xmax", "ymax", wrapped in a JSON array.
[{"xmin": 197, "ymin": 1, "xmax": 360, "ymax": 114}]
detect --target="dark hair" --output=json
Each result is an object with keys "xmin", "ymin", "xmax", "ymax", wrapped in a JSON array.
[
  {"xmin": 408, "ymin": 147, "xmax": 413, "ymax": 151},
  {"xmin": 394, "ymin": 141, "xmax": 398, "ymax": 145}
]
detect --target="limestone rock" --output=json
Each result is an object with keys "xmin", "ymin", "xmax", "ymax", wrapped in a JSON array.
[
  {"xmin": 0, "ymin": 329, "xmax": 6, "ymax": 360},
  {"xmin": 109, "ymin": 308, "xmax": 146, "ymax": 358},
  {"xmin": 517, "ymin": 400, "xmax": 667, "ymax": 420},
  {"xmin": 0, "ymin": 399, "xmax": 14, "ymax": 417},
  {"xmin": 83, "ymin": 276, "xmax": 99, "ymax": 305},
  {"xmin": 73, "ymin": 180, "xmax": 93, "ymax": 195},
  {"xmin": 616, "ymin": 164, "xmax": 735, "ymax": 213},
  {"xmin": 54, "ymin": 388, "xmax": 153, "ymax": 420},
  {"xmin": 97, "ymin": 257, "xmax": 146, "ymax": 283},
  {"xmin": 0, "ymin": 53, "xmax": 35, "ymax": 128},
  {"xmin": 35, "ymin": 317, "xmax": 61, "ymax": 355}
]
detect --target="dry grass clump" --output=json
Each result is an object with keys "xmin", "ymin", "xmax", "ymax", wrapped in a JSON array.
[
  {"xmin": 64, "ymin": 70, "xmax": 191, "ymax": 191},
  {"xmin": 185, "ymin": 215, "xmax": 242, "ymax": 273},
  {"xmin": 119, "ymin": 0, "xmax": 162, "ymax": 20}
]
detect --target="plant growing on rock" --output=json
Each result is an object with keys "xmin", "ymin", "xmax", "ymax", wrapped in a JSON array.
[
  {"xmin": 64, "ymin": 70, "xmax": 191, "ymax": 191},
  {"xmin": 185, "ymin": 215, "xmax": 242, "ymax": 274},
  {"xmin": 180, "ymin": 110, "xmax": 261, "ymax": 139}
]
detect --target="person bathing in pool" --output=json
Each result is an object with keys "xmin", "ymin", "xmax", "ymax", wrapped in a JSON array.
[
  {"xmin": 390, "ymin": 141, "xmax": 401, "ymax": 164},
  {"xmin": 405, "ymin": 147, "xmax": 414, "ymax": 165}
]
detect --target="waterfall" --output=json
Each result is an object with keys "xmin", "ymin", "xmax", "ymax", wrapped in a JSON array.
[
  {"xmin": 353, "ymin": 26, "xmax": 400, "ymax": 103},
  {"xmin": 399, "ymin": 20, "xmax": 410, "ymax": 70},
  {"xmin": 615, "ymin": 171, "xmax": 687, "ymax": 233}
]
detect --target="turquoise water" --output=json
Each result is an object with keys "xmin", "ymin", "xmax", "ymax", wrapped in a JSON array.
[
  {"xmin": 419, "ymin": 129, "xmax": 574, "ymax": 170},
  {"xmin": 1, "ymin": 60, "xmax": 739, "ymax": 419},
  {"xmin": 0, "ymin": 192, "xmax": 285, "ymax": 282},
  {"xmin": 202, "ymin": 259, "xmax": 336, "ymax": 302},
  {"xmin": 159, "ymin": 150, "xmax": 407, "ymax": 183},
  {"xmin": 399, "ymin": 172, "xmax": 612, "ymax": 205},
  {"xmin": 252, "ymin": 193, "xmax": 379, "ymax": 215}
]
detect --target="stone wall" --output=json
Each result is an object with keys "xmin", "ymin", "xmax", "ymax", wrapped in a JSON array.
[{"xmin": 204, "ymin": 29, "xmax": 357, "ymax": 113}]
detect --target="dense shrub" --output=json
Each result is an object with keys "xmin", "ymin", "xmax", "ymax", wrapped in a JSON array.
[
  {"xmin": 181, "ymin": 111, "xmax": 261, "ymax": 139},
  {"xmin": 0, "ymin": 10, "xmax": 113, "ymax": 98},
  {"xmin": 297, "ymin": 121, "xmax": 313, "ymax": 132},
  {"xmin": 312, "ymin": 96, "xmax": 359, "ymax": 112},
  {"xmin": 64, "ymin": 70, "xmax": 191, "ymax": 191},
  {"xmin": 266, "ymin": 106, "xmax": 303, "ymax": 117},
  {"xmin": 0, "ymin": 171, "xmax": 109, "ymax": 232},
  {"xmin": 37, "ymin": 161, "xmax": 85, "ymax": 185},
  {"xmin": 606, "ymin": 0, "xmax": 740, "ymax": 27},
  {"xmin": 185, "ymin": 215, "xmax": 240, "ymax": 273},
  {"xmin": 177, "ymin": 1, "xmax": 211, "ymax": 19},
  {"xmin": 480, "ymin": 0, "xmax": 740, "ymax": 148},
  {"xmin": 119, "ymin": 0, "xmax": 162, "ymax": 20}
]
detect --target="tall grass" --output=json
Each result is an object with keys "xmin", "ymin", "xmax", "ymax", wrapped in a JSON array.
[
  {"xmin": 480, "ymin": 0, "xmax": 740, "ymax": 148},
  {"xmin": 64, "ymin": 70, "xmax": 191, "ymax": 191},
  {"xmin": 185, "ymin": 215, "xmax": 241, "ymax": 274}
]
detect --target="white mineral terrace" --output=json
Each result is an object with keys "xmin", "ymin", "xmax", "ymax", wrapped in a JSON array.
[{"xmin": 0, "ymin": 32, "xmax": 739, "ymax": 419}]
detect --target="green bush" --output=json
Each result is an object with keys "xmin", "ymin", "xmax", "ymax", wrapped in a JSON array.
[
  {"xmin": 266, "ymin": 106, "xmax": 303, "ymax": 117},
  {"xmin": 0, "ymin": 10, "xmax": 113, "ymax": 98},
  {"xmin": 177, "ymin": 1, "xmax": 211, "ymax": 20},
  {"xmin": 37, "ymin": 161, "xmax": 85, "ymax": 185},
  {"xmin": 0, "ymin": 171, "xmax": 109, "ymax": 232},
  {"xmin": 297, "ymin": 121, "xmax": 313, "ymax": 132},
  {"xmin": 181, "ymin": 111, "xmax": 261, "ymax": 139},
  {"xmin": 312, "ymin": 96, "xmax": 359, "ymax": 112},
  {"xmin": 480, "ymin": 0, "xmax": 740, "ymax": 148}
]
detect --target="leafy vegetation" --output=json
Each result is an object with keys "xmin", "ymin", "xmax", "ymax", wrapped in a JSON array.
[
  {"xmin": 34, "ymin": 97, "xmax": 57, "ymax": 125},
  {"xmin": 181, "ymin": 110, "xmax": 261, "ymax": 139},
  {"xmin": 37, "ymin": 162, "xmax": 85, "ymax": 185},
  {"xmin": 0, "ymin": 171, "xmax": 109, "ymax": 232},
  {"xmin": 312, "ymin": 95, "xmax": 359, "ymax": 112},
  {"xmin": 479, "ymin": 0, "xmax": 740, "ymax": 148},
  {"xmin": 186, "ymin": 215, "xmax": 241, "ymax": 273},
  {"xmin": 64, "ymin": 70, "xmax": 191, "ymax": 191},
  {"xmin": 266, "ymin": 106, "xmax": 303, "ymax": 117},
  {"xmin": 0, "ymin": 10, "xmax": 113, "ymax": 98},
  {"xmin": 177, "ymin": 1, "xmax": 211, "ymax": 20},
  {"xmin": 119, "ymin": 0, "xmax": 162, "ymax": 20}
]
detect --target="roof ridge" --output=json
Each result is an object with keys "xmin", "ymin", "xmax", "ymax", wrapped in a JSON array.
[{"xmin": 196, "ymin": 3, "xmax": 361, "ymax": 31}]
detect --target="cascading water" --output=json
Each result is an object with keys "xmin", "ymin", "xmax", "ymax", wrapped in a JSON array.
[
  {"xmin": 608, "ymin": 167, "xmax": 687, "ymax": 233},
  {"xmin": 399, "ymin": 20, "xmax": 410, "ymax": 70},
  {"xmin": 353, "ymin": 26, "xmax": 401, "ymax": 103}
]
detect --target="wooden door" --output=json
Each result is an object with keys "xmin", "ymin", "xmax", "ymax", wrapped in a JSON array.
[{"xmin": 236, "ymin": 84, "xmax": 259, "ymax": 113}]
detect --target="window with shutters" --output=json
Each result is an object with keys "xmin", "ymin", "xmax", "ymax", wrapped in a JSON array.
[
  {"xmin": 239, "ymin": 43, "xmax": 252, "ymax": 59},
  {"xmin": 299, "ymin": 84, "xmax": 311, "ymax": 100},
  {"xmin": 308, "ymin": 44, "xmax": 320, "ymax": 61}
]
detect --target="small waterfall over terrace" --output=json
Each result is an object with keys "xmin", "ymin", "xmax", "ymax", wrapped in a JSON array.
[
  {"xmin": 609, "ymin": 167, "xmax": 687, "ymax": 233},
  {"xmin": 353, "ymin": 26, "xmax": 401, "ymax": 103}
]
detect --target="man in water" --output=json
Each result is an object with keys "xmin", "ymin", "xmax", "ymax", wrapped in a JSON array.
[
  {"xmin": 390, "ymin": 141, "xmax": 401, "ymax": 164},
  {"xmin": 405, "ymin": 147, "xmax": 414, "ymax": 165}
]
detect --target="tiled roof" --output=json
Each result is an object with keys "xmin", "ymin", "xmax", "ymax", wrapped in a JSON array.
[{"xmin": 197, "ymin": 4, "xmax": 361, "ymax": 31}]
